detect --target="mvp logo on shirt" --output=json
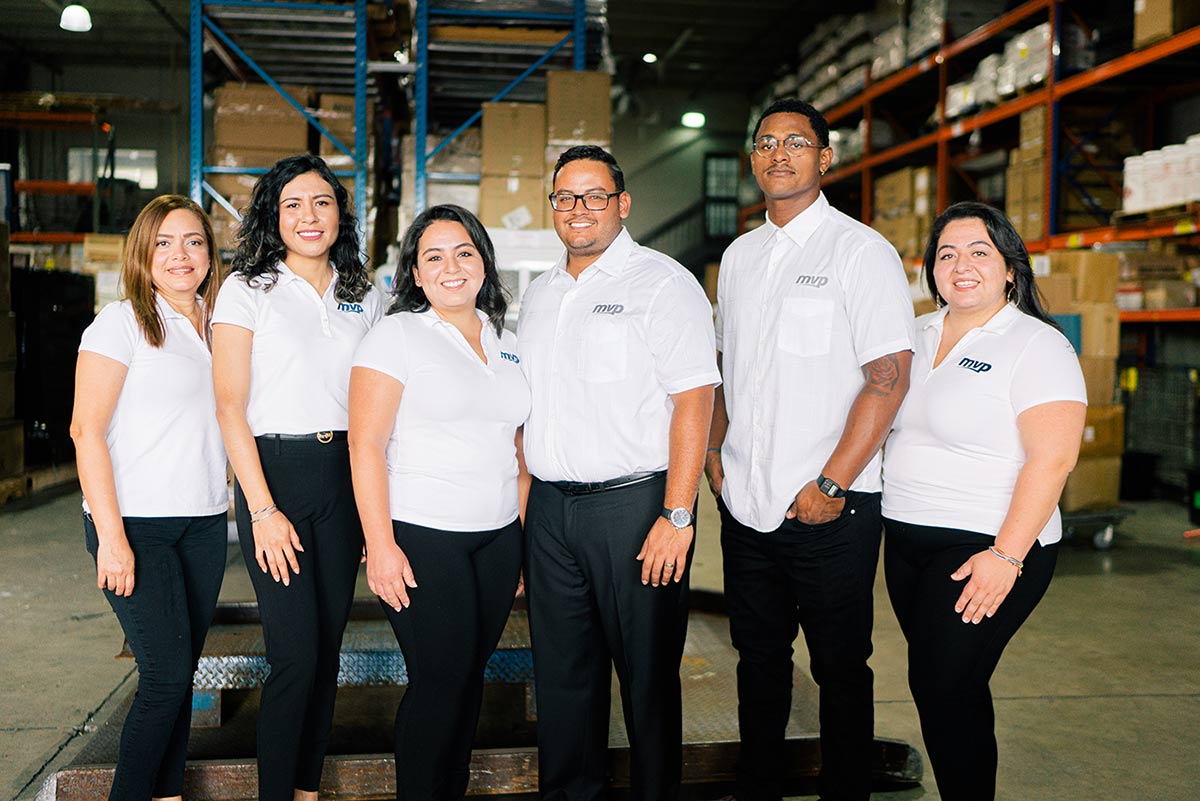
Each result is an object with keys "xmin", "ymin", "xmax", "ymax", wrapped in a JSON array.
[
  {"xmin": 592, "ymin": 303, "xmax": 625, "ymax": 315},
  {"xmin": 958, "ymin": 357, "xmax": 992, "ymax": 373},
  {"xmin": 500, "ymin": 351, "xmax": 520, "ymax": 364},
  {"xmin": 337, "ymin": 302, "xmax": 365, "ymax": 314},
  {"xmin": 795, "ymin": 275, "xmax": 828, "ymax": 288}
]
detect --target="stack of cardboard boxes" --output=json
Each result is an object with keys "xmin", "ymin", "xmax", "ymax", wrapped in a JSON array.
[
  {"xmin": 1005, "ymin": 105, "xmax": 1046, "ymax": 241},
  {"xmin": 1114, "ymin": 251, "xmax": 1198, "ymax": 311},
  {"xmin": 0, "ymin": 222, "xmax": 21, "ymax": 483},
  {"xmin": 871, "ymin": 165, "xmax": 936, "ymax": 260},
  {"xmin": 1134, "ymin": 0, "xmax": 1200, "ymax": 48},
  {"xmin": 399, "ymin": 128, "xmax": 483, "ymax": 236},
  {"xmin": 480, "ymin": 102, "xmax": 548, "ymax": 230},
  {"xmin": 1035, "ymin": 250, "xmax": 1124, "ymax": 511},
  {"xmin": 79, "ymin": 234, "xmax": 125, "ymax": 312}
]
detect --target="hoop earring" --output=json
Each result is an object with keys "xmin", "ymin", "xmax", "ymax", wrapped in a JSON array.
[{"xmin": 1006, "ymin": 282, "xmax": 1015, "ymax": 303}]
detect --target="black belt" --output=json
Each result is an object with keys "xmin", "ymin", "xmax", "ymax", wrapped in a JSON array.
[
  {"xmin": 259, "ymin": 431, "xmax": 347, "ymax": 443},
  {"xmin": 545, "ymin": 471, "xmax": 663, "ymax": 496}
]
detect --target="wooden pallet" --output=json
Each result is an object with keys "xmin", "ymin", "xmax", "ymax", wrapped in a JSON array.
[{"xmin": 0, "ymin": 462, "xmax": 79, "ymax": 509}]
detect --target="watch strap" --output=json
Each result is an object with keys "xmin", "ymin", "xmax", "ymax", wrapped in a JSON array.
[{"xmin": 816, "ymin": 473, "xmax": 846, "ymax": 498}]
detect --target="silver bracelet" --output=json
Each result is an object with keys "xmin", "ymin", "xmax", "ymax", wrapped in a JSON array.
[
  {"xmin": 987, "ymin": 545, "xmax": 1023, "ymax": 576},
  {"xmin": 251, "ymin": 505, "xmax": 279, "ymax": 524}
]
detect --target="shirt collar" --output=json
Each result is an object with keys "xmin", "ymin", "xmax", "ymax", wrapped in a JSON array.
[
  {"xmin": 550, "ymin": 227, "xmax": 634, "ymax": 281},
  {"xmin": 275, "ymin": 260, "xmax": 338, "ymax": 294},
  {"xmin": 923, "ymin": 302, "xmax": 1023, "ymax": 334},
  {"xmin": 761, "ymin": 192, "xmax": 830, "ymax": 251},
  {"xmin": 154, "ymin": 292, "xmax": 199, "ymax": 320}
]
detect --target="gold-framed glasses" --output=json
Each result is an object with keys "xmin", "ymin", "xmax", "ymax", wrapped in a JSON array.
[{"xmin": 752, "ymin": 134, "xmax": 822, "ymax": 156}]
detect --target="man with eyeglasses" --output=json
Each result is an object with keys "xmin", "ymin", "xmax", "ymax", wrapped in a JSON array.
[
  {"xmin": 517, "ymin": 144, "xmax": 720, "ymax": 800},
  {"xmin": 705, "ymin": 99, "xmax": 915, "ymax": 801}
]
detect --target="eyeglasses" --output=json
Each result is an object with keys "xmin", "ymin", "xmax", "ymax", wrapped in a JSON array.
[
  {"xmin": 751, "ymin": 134, "xmax": 823, "ymax": 156},
  {"xmin": 548, "ymin": 191, "xmax": 621, "ymax": 212}
]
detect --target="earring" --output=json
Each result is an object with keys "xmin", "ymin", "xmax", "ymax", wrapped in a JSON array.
[{"xmin": 1006, "ymin": 282, "xmax": 1015, "ymax": 303}]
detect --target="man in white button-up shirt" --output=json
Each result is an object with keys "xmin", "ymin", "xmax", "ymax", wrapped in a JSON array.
[
  {"xmin": 518, "ymin": 145, "xmax": 720, "ymax": 801},
  {"xmin": 706, "ymin": 100, "xmax": 915, "ymax": 801}
]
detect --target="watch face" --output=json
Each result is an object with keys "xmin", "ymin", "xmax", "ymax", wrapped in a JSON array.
[{"xmin": 669, "ymin": 508, "xmax": 692, "ymax": 528}]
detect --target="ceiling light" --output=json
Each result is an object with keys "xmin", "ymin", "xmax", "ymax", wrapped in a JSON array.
[
  {"xmin": 681, "ymin": 111, "xmax": 705, "ymax": 129},
  {"xmin": 59, "ymin": 4, "xmax": 92, "ymax": 32},
  {"xmin": 642, "ymin": 53, "xmax": 658, "ymax": 64}
]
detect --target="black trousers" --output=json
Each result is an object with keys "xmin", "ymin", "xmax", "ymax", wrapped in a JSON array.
[
  {"xmin": 719, "ymin": 492, "xmax": 882, "ymax": 801},
  {"xmin": 234, "ymin": 435, "xmax": 364, "ymax": 801},
  {"xmin": 84, "ymin": 512, "xmax": 226, "ymax": 801},
  {"xmin": 525, "ymin": 475, "xmax": 691, "ymax": 801},
  {"xmin": 384, "ymin": 518, "xmax": 523, "ymax": 801},
  {"xmin": 883, "ymin": 517, "xmax": 1057, "ymax": 801}
]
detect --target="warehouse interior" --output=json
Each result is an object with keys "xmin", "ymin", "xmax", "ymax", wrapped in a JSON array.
[{"xmin": 2, "ymin": 1, "xmax": 1199, "ymax": 799}]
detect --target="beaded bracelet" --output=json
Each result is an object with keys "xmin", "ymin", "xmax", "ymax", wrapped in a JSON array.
[{"xmin": 988, "ymin": 545, "xmax": 1024, "ymax": 577}]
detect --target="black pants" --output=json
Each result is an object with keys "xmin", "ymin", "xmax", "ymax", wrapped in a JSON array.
[
  {"xmin": 525, "ymin": 475, "xmax": 691, "ymax": 801},
  {"xmin": 84, "ymin": 512, "xmax": 226, "ymax": 801},
  {"xmin": 383, "ymin": 518, "xmax": 523, "ymax": 801},
  {"xmin": 719, "ymin": 492, "xmax": 882, "ymax": 801},
  {"xmin": 234, "ymin": 435, "xmax": 364, "ymax": 801},
  {"xmin": 883, "ymin": 518, "xmax": 1057, "ymax": 801}
]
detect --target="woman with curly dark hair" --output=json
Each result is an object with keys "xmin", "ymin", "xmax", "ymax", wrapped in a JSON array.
[
  {"xmin": 211, "ymin": 154, "xmax": 383, "ymax": 801},
  {"xmin": 348, "ymin": 205, "xmax": 529, "ymax": 799}
]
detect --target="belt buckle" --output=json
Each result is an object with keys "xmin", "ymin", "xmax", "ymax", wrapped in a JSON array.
[{"xmin": 317, "ymin": 430, "xmax": 333, "ymax": 444}]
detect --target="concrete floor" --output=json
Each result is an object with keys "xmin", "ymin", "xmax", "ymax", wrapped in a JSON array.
[{"xmin": 2, "ymin": 485, "xmax": 1198, "ymax": 800}]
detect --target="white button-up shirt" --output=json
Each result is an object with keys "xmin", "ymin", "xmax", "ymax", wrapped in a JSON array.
[
  {"xmin": 212, "ymin": 262, "xmax": 385, "ymax": 435},
  {"xmin": 353, "ymin": 309, "xmax": 531, "ymax": 531},
  {"xmin": 517, "ymin": 227, "xmax": 721, "ymax": 482},
  {"xmin": 78, "ymin": 296, "xmax": 229, "ymax": 517},
  {"xmin": 882, "ymin": 304, "xmax": 1085, "ymax": 545},
  {"xmin": 715, "ymin": 193, "xmax": 914, "ymax": 532}
]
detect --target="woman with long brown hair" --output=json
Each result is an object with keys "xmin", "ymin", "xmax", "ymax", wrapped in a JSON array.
[{"xmin": 70, "ymin": 195, "xmax": 228, "ymax": 801}]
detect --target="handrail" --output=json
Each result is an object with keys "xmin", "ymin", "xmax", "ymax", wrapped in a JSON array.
[{"xmin": 640, "ymin": 200, "xmax": 706, "ymax": 249}]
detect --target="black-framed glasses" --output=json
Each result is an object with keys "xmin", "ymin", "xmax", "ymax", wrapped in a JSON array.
[
  {"xmin": 548, "ymin": 191, "xmax": 621, "ymax": 212},
  {"xmin": 751, "ymin": 134, "xmax": 823, "ymax": 156}
]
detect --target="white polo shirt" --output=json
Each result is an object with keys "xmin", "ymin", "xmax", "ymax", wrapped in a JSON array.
[
  {"xmin": 882, "ymin": 304, "xmax": 1086, "ymax": 545},
  {"xmin": 715, "ymin": 193, "xmax": 915, "ymax": 532},
  {"xmin": 353, "ymin": 309, "xmax": 531, "ymax": 531},
  {"xmin": 212, "ymin": 262, "xmax": 384, "ymax": 435},
  {"xmin": 517, "ymin": 228, "xmax": 721, "ymax": 482},
  {"xmin": 78, "ymin": 297, "xmax": 228, "ymax": 517}
]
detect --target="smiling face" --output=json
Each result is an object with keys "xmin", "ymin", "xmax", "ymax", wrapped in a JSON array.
[
  {"xmin": 933, "ymin": 217, "xmax": 1014, "ymax": 315},
  {"xmin": 277, "ymin": 171, "xmax": 339, "ymax": 261},
  {"xmin": 412, "ymin": 220, "xmax": 486, "ymax": 317},
  {"xmin": 149, "ymin": 208, "xmax": 210, "ymax": 303},
  {"xmin": 551, "ymin": 158, "xmax": 630, "ymax": 270},
  {"xmin": 749, "ymin": 111, "xmax": 833, "ymax": 209}
]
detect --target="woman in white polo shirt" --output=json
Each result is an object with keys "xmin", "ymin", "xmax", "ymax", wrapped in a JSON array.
[
  {"xmin": 348, "ymin": 204, "xmax": 529, "ymax": 800},
  {"xmin": 212, "ymin": 154, "xmax": 383, "ymax": 801},
  {"xmin": 70, "ymin": 195, "xmax": 227, "ymax": 801},
  {"xmin": 881, "ymin": 201, "xmax": 1086, "ymax": 800}
]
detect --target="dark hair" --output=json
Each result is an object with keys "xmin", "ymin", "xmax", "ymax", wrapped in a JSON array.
[
  {"xmin": 922, "ymin": 201, "xmax": 1061, "ymax": 331},
  {"xmin": 753, "ymin": 98, "xmax": 830, "ymax": 148},
  {"xmin": 551, "ymin": 145, "xmax": 625, "ymax": 193},
  {"xmin": 389, "ymin": 204, "xmax": 508, "ymax": 334},
  {"xmin": 229, "ymin": 154, "xmax": 370, "ymax": 303}
]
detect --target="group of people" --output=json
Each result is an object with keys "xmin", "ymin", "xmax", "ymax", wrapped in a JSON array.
[{"xmin": 70, "ymin": 98, "xmax": 1086, "ymax": 801}]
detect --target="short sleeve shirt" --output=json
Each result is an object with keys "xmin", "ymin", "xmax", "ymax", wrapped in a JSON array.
[
  {"xmin": 211, "ymin": 263, "xmax": 384, "ymax": 434},
  {"xmin": 352, "ymin": 309, "xmax": 531, "ymax": 531},
  {"xmin": 715, "ymin": 193, "xmax": 915, "ymax": 532},
  {"xmin": 882, "ymin": 304, "xmax": 1087, "ymax": 545},
  {"xmin": 517, "ymin": 228, "xmax": 721, "ymax": 482},
  {"xmin": 78, "ymin": 297, "xmax": 228, "ymax": 517}
]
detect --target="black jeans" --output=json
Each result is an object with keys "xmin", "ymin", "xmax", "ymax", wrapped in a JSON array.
[
  {"xmin": 234, "ymin": 435, "xmax": 364, "ymax": 801},
  {"xmin": 384, "ymin": 518, "xmax": 523, "ymax": 801},
  {"xmin": 84, "ymin": 511, "xmax": 226, "ymax": 801},
  {"xmin": 883, "ymin": 517, "xmax": 1057, "ymax": 801},
  {"xmin": 720, "ymin": 492, "xmax": 882, "ymax": 801},
  {"xmin": 525, "ymin": 474, "xmax": 691, "ymax": 801}
]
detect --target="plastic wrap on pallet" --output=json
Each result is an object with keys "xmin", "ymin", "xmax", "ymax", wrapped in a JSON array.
[
  {"xmin": 908, "ymin": 0, "xmax": 1010, "ymax": 60},
  {"xmin": 871, "ymin": 23, "xmax": 907, "ymax": 80},
  {"xmin": 1015, "ymin": 22, "xmax": 1051, "ymax": 90},
  {"xmin": 837, "ymin": 65, "xmax": 869, "ymax": 103},
  {"xmin": 944, "ymin": 80, "xmax": 976, "ymax": 120},
  {"xmin": 972, "ymin": 53, "xmax": 1002, "ymax": 108}
]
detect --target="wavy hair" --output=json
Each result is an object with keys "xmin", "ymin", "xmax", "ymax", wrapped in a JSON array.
[
  {"xmin": 121, "ymin": 195, "xmax": 222, "ymax": 347},
  {"xmin": 389, "ymin": 204, "xmax": 508, "ymax": 334},
  {"xmin": 922, "ymin": 201, "xmax": 1060, "ymax": 331},
  {"xmin": 229, "ymin": 153, "xmax": 370, "ymax": 303}
]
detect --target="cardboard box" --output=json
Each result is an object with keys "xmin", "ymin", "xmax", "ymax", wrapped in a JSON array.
[
  {"xmin": 213, "ymin": 82, "xmax": 314, "ymax": 114},
  {"xmin": 1038, "ymin": 273, "xmax": 1075, "ymax": 314},
  {"xmin": 480, "ymin": 175, "xmax": 546, "ymax": 230},
  {"xmin": 912, "ymin": 166, "xmax": 936, "ymax": 217},
  {"xmin": 545, "ymin": 70, "xmax": 612, "ymax": 144},
  {"xmin": 482, "ymin": 103, "xmax": 547, "ymax": 177},
  {"xmin": 1080, "ymin": 404, "xmax": 1125, "ymax": 459},
  {"xmin": 1046, "ymin": 250, "xmax": 1120, "ymax": 303},
  {"xmin": 209, "ymin": 146, "xmax": 297, "ymax": 170},
  {"xmin": 1116, "ymin": 251, "xmax": 1189, "ymax": 280},
  {"xmin": 1020, "ymin": 105, "xmax": 1046, "ymax": 156},
  {"xmin": 1141, "ymin": 279, "xmax": 1196, "ymax": 309},
  {"xmin": 1022, "ymin": 159, "xmax": 1045, "ymax": 206},
  {"xmin": 1073, "ymin": 301, "xmax": 1120, "ymax": 358},
  {"xmin": 874, "ymin": 167, "xmax": 915, "ymax": 218},
  {"xmin": 1060, "ymin": 455, "xmax": 1121, "ymax": 512},
  {"xmin": 315, "ymin": 93, "xmax": 371, "ymax": 158},
  {"xmin": 1078, "ymin": 356, "xmax": 1117, "ymax": 406},
  {"xmin": 213, "ymin": 83, "xmax": 315, "ymax": 152},
  {"xmin": 0, "ymin": 366, "xmax": 13, "ymax": 420},
  {"xmin": 1134, "ymin": 0, "xmax": 1200, "ymax": 48},
  {"xmin": 0, "ymin": 418, "xmax": 23, "ymax": 479},
  {"xmin": 83, "ymin": 234, "xmax": 125, "ymax": 265}
]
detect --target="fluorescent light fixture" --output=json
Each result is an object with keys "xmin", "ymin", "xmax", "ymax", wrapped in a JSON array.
[
  {"xmin": 681, "ymin": 111, "xmax": 705, "ymax": 129},
  {"xmin": 59, "ymin": 4, "xmax": 92, "ymax": 32},
  {"xmin": 642, "ymin": 53, "xmax": 658, "ymax": 64}
]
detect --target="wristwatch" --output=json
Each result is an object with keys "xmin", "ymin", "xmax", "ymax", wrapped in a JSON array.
[
  {"xmin": 816, "ymin": 473, "xmax": 847, "ymax": 498},
  {"xmin": 662, "ymin": 507, "xmax": 694, "ymax": 529}
]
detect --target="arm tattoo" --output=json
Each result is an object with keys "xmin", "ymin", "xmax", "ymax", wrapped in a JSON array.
[{"xmin": 863, "ymin": 353, "xmax": 901, "ymax": 397}]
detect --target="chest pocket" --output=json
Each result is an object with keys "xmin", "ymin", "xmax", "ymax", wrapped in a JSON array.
[
  {"xmin": 777, "ymin": 297, "xmax": 835, "ymax": 357},
  {"xmin": 577, "ymin": 314, "xmax": 629, "ymax": 383}
]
